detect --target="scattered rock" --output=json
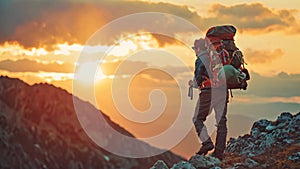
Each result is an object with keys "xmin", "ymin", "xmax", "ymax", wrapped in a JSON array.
[
  {"xmin": 252, "ymin": 119, "xmax": 271, "ymax": 131},
  {"xmin": 171, "ymin": 161, "xmax": 195, "ymax": 169},
  {"xmin": 150, "ymin": 112, "xmax": 300, "ymax": 169},
  {"xmin": 209, "ymin": 167, "xmax": 221, "ymax": 169},
  {"xmin": 221, "ymin": 112, "xmax": 300, "ymax": 169},
  {"xmin": 247, "ymin": 153, "xmax": 255, "ymax": 158},
  {"xmin": 103, "ymin": 155, "xmax": 110, "ymax": 162},
  {"xmin": 250, "ymin": 127, "xmax": 260, "ymax": 139},
  {"xmin": 265, "ymin": 124, "xmax": 276, "ymax": 131},
  {"xmin": 266, "ymin": 122, "xmax": 286, "ymax": 131},
  {"xmin": 151, "ymin": 160, "xmax": 169, "ymax": 169},
  {"xmin": 244, "ymin": 158, "xmax": 259, "ymax": 168},
  {"xmin": 259, "ymin": 132, "xmax": 276, "ymax": 149},
  {"xmin": 277, "ymin": 112, "xmax": 293, "ymax": 123},
  {"xmin": 288, "ymin": 152, "xmax": 300, "ymax": 161},
  {"xmin": 233, "ymin": 163, "xmax": 246, "ymax": 168},
  {"xmin": 283, "ymin": 139, "xmax": 294, "ymax": 144},
  {"xmin": 189, "ymin": 155, "xmax": 221, "ymax": 169},
  {"xmin": 226, "ymin": 112, "xmax": 300, "ymax": 156}
]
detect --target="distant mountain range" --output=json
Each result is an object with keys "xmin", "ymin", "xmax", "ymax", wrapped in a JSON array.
[{"xmin": 0, "ymin": 76, "xmax": 183, "ymax": 169}]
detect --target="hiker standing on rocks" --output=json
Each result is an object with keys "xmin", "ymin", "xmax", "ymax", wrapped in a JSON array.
[
  {"xmin": 189, "ymin": 38, "xmax": 229, "ymax": 160},
  {"xmin": 189, "ymin": 25, "xmax": 250, "ymax": 160}
]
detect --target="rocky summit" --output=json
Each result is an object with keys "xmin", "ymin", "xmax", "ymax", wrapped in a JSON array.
[
  {"xmin": 151, "ymin": 112, "xmax": 300, "ymax": 169},
  {"xmin": 0, "ymin": 76, "xmax": 183, "ymax": 169}
]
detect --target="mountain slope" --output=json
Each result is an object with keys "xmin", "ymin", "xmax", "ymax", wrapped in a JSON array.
[{"xmin": 0, "ymin": 76, "xmax": 183, "ymax": 169}]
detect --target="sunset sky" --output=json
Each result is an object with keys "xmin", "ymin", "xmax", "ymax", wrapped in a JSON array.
[{"xmin": 1, "ymin": 0, "xmax": 300, "ymax": 158}]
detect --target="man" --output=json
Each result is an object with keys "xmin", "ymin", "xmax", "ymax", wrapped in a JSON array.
[{"xmin": 190, "ymin": 38, "xmax": 228, "ymax": 160}]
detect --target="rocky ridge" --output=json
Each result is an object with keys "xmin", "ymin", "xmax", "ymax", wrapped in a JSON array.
[
  {"xmin": 151, "ymin": 112, "xmax": 300, "ymax": 169},
  {"xmin": 0, "ymin": 76, "xmax": 183, "ymax": 169}
]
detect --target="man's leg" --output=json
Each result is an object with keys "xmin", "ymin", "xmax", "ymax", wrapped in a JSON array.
[
  {"xmin": 214, "ymin": 109, "xmax": 227, "ymax": 159},
  {"xmin": 194, "ymin": 90, "xmax": 214, "ymax": 155},
  {"xmin": 192, "ymin": 97, "xmax": 200, "ymax": 123},
  {"xmin": 213, "ymin": 95, "xmax": 228, "ymax": 160}
]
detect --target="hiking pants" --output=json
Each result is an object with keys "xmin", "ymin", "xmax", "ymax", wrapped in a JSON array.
[{"xmin": 193, "ymin": 88, "xmax": 228, "ymax": 153}]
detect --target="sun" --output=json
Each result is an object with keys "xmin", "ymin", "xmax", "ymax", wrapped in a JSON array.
[
  {"xmin": 95, "ymin": 67, "xmax": 107, "ymax": 82},
  {"xmin": 74, "ymin": 62, "xmax": 107, "ymax": 85}
]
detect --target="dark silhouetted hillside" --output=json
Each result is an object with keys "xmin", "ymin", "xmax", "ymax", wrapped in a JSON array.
[{"xmin": 0, "ymin": 76, "xmax": 183, "ymax": 169}]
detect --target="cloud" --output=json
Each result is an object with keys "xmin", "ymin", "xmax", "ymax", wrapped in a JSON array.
[
  {"xmin": 239, "ymin": 71, "xmax": 300, "ymax": 98},
  {"xmin": 205, "ymin": 3, "xmax": 300, "ymax": 34},
  {"xmin": 100, "ymin": 60, "xmax": 148, "ymax": 76},
  {"xmin": 0, "ymin": 59, "xmax": 74, "ymax": 73},
  {"xmin": 244, "ymin": 48, "xmax": 284, "ymax": 64},
  {"xmin": 10, "ymin": 3, "xmax": 109, "ymax": 50},
  {"xmin": 100, "ymin": 59, "xmax": 193, "ymax": 81},
  {"xmin": 0, "ymin": 57, "xmax": 192, "ymax": 87},
  {"xmin": 0, "ymin": 70, "xmax": 73, "ymax": 89},
  {"xmin": 0, "ymin": 0, "xmax": 200, "ymax": 49},
  {"xmin": 1, "ymin": 1, "xmax": 299, "ymax": 50}
]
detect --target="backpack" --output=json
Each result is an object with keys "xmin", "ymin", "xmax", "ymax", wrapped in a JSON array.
[{"xmin": 205, "ymin": 25, "xmax": 250, "ymax": 90}]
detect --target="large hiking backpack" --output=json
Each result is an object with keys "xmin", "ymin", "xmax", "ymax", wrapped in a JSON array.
[{"xmin": 205, "ymin": 25, "xmax": 250, "ymax": 90}]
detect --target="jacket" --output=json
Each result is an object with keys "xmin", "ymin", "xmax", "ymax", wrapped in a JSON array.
[{"xmin": 194, "ymin": 50, "xmax": 211, "ymax": 90}]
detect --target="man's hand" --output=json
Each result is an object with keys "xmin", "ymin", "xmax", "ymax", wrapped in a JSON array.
[
  {"xmin": 193, "ymin": 47, "xmax": 201, "ymax": 56},
  {"xmin": 188, "ymin": 80, "xmax": 193, "ymax": 87}
]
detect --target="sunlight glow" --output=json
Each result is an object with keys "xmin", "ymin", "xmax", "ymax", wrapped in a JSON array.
[
  {"xmin": 107, "ymin": 34, "xmax": 158, "ymax": 57},
  {"xmin": 37, "ymin": 72, "xmax": 74, "ymax": 83},
  {"xmin": 54, "ymin": 43, "xmax": 84, "ymax": 55},
  {"xmin": 137, "ymin": 34, "xmax": 155, "ymax": 50},
  {"xmin": 109, "ymin": 39, "xmax": 138, "ymax": 57},
  {"xmin": 95, "ymin": 67, "xmax": 107, "ymax": 82},
  {"xmin": 75, "ymin": 62, "xmax": 108, "ymax": 84},
  {"xmin": 0, "ymin": 41, "xmax": 48, "ymax": 57}
]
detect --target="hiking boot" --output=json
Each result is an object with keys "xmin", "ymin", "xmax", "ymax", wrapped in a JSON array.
[
  {"xmin": 211, "ymin": 151, "xmax": 224, "ymax": 161},
  {"xmin": 197, "ymin": 140, "xmax": 214, "ymax": 156}
]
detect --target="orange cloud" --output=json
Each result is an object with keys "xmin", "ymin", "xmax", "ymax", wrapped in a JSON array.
[
  {"xmin": 244, "ymin": 48, "xmax": 283, "ymax": 64},
  {"xmin": 0, "ymin": 70, "xmax": 73, "ymax": 92},
  {"xmin": 0, "ymin": 59, "xmax": 74, "ymax": 73},
  {"xmin": 11, "ymin": 4, "xmax": 109, "ymax": 50},
  {"xmin": 1, "ymin": 1, "xmax": 200, "ymax": 50},
  {"xmin": 2, "ymin": 1, "xmax": 299, "ymax": 50},
  {"xmin": 206, "ymin": 3, "xmax": 300, "ymax": 34}
]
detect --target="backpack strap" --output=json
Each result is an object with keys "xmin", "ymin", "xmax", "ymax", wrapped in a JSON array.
[
  {"xmin": 230, "ymin": 89, "xmax": 233, "ymax": 98},
  {"xmin": 200, "ymin": 76, "xmax": 212, "ymax": 89},
  {"xmin": 228, "ymin": 50, "xmax": 239, "ymax": 65}
]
